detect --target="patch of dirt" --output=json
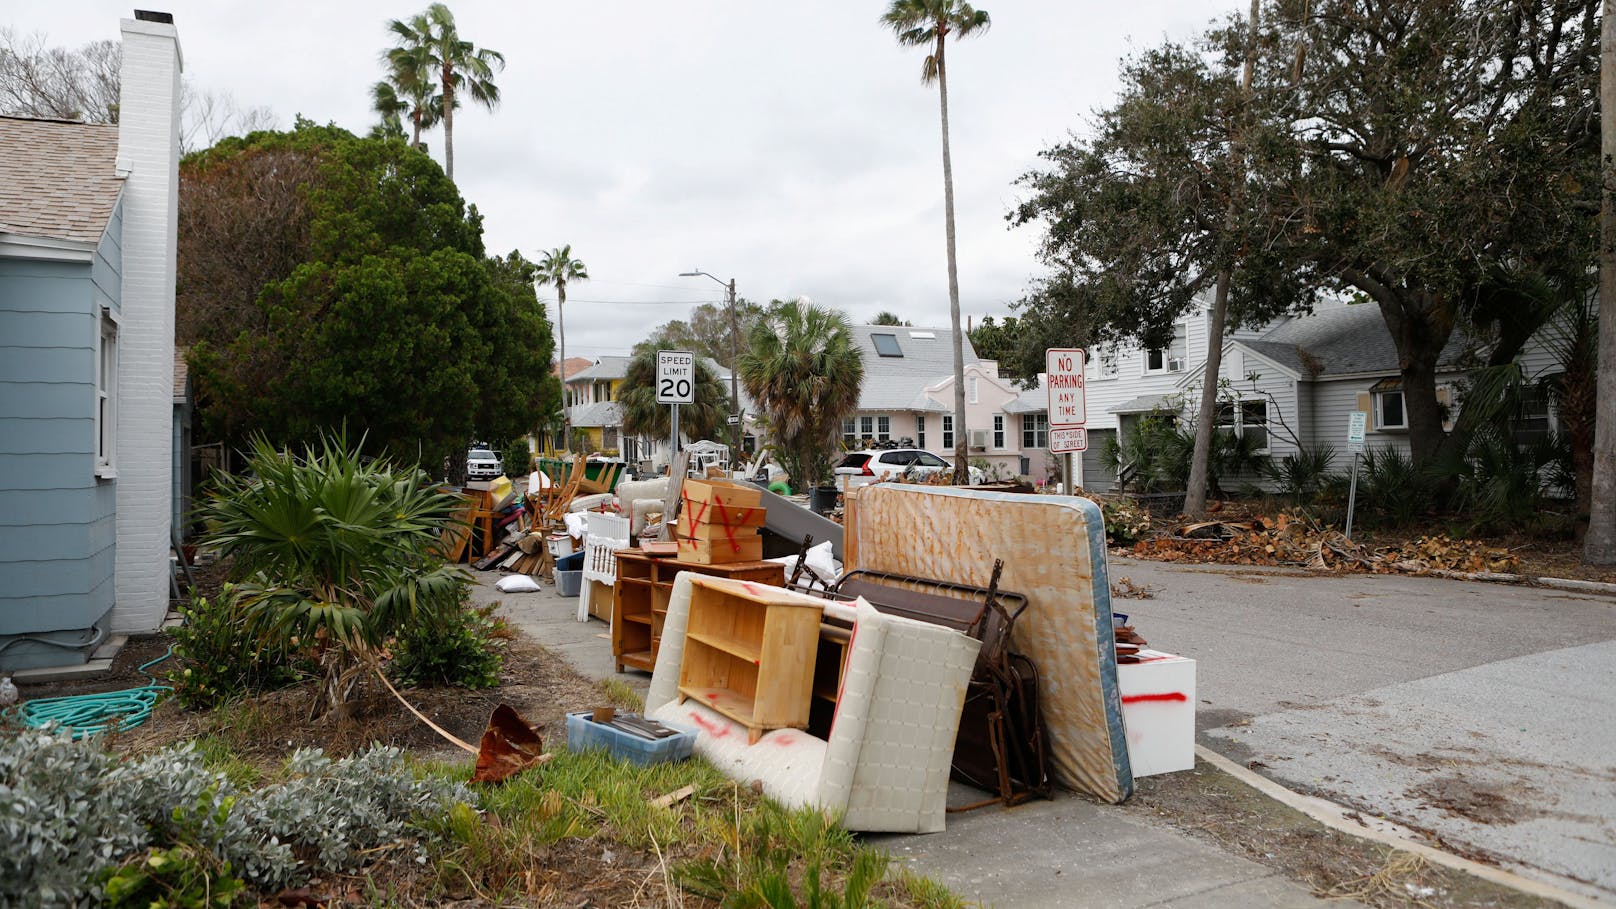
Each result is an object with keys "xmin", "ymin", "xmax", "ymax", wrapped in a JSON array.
[
  {"xmin": 1407, "ymin": 777, "xmax": 1542, "ymax": 827},
  {"xmin": 1129, "ymin": 759, "xmax": 1562, "ymax": 909}
]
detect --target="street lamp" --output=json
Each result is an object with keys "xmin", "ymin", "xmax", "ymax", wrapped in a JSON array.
[{"xmin": 679, "ymin": 270, "xmax": 743, "ymax": 460}]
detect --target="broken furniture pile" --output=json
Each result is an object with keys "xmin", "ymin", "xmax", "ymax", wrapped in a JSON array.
[
  {"xmin": 615, "ymin": 484, "xmax": 1196, "ymax": 833},
  {"xmin": 1132, "ymin": 513, "xmax": 1522, "ymax": 575}
]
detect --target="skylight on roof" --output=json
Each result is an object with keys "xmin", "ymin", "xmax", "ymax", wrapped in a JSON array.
[
  {"xmin": 872, "ymin": 333, "xmax": 903, "ymax": 357},
  {"xmin": 908, "ymin": 331, "xmax": 936, "ymax": 339}
]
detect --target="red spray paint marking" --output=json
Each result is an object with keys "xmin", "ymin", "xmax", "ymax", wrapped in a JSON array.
[
  {"xmin": 1131, "ymin": 654, "xmax": 1174, "ymax": 664},
  {"xmin": 1121, "ymin": 692, "xmax": 1187, "ymax": 704},
  {"xmin": 690, "ymin": 713, "xmax": 729, "ymax": 738},
  {"xmin": 772, "ymin": 735, "xmax": 796, "ymax": 747}
]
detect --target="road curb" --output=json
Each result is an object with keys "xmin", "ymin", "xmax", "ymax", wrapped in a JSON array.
[
  {"xmin": 1534, "ymin": 576, "xmax": 1616, "ymax": 597},
  {"xmin": 1193, "ymin": 745, "xmax": 1608, "ymax": 909}
]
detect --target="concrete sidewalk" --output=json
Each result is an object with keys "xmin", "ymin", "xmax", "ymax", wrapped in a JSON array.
[{"xmin": 478, "ymin": 576, "xmax": 1356, "ymax": 909}]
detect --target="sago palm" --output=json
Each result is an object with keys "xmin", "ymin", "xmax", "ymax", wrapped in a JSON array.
[
  {"xmin": 386, "ymin": 3, "xmax": 504, "ymax": 180},
  {"xmin": 882, "ymin": 0, "xmax": 990, "ymax": 484},
  {"xmin": 739, "ymin": 300, "xmax": 864, "ymax": 489},
  {"xmin": 534, "ymin": 245, "xmax": 588, "ymax": 452},
  {"xmin": 199, "ymin": 433, "xmax": 467, "ymax": 718}
]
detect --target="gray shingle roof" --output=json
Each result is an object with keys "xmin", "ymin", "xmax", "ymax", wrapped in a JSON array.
[
  {"xmin": 568, "ymin": 401, "xmax": 621, "ymax": 427},
  {"xmin": 1002, "ymin": 386, "xmax": 1048, "ymax": 414},
  {"xmin": 1109, "ymin": 393, "xmax": 1172, "ymax": 415},
  {"xmin": 566, "ymin": 355, "xmax": 630, "ymax": 383},
  {"xmin": 850, "ymin": 325, "xmax": 979, "ymax": 411},
  {"xmin": 1249, "ymin": 303, "xmax": 1471, "ymax": 378},
  {"xmin": 0, "ymin": 116, "xmax": 123, "ymax": 245}
]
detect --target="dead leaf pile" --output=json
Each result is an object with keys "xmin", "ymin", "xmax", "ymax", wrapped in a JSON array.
[{"xmin": 1133, "ymin": 514, "xmax": 1521, "ymax": 576}]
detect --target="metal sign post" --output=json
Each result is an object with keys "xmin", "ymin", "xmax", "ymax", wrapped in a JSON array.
[
  {"xmin": 657, "ymin": 350, "xmax": 696, "ymax": 467},
  {"xmin": 1344, "ymin": 411, "xmax": 1367, "ymax": 539},
  {"xmin": 1046, "ymin": 348, "xmax": 1087, "ymax": 494}
]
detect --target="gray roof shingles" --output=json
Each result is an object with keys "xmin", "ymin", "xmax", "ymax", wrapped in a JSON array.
[
  {"xmin": 1247, "ymin": 303, "xmax": 1471, "ymax": 378},
  {"xmin": 0, "ymin": 116, "xmax": 123, "ymax": 245},
  {"xmin": 850, "ymin": 325, "xmax": 979, "ymax": 411}
]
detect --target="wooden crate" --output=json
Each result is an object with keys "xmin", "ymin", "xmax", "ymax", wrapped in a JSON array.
[
  {"xmin": 675, "ymin": 530, "xmax": 763, "ymax": 565},
  {"xmin": 676, "ymin": 575, "xmax": 823, "ymax": 744},
  {"xmin": 681, "ymin": 477, "xmax": 763, "ymax": 511}
]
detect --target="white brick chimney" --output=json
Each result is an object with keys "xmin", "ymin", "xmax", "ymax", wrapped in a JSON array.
[{"xmin": 111, "ymin": 11, "xmax": 182, "ymax": 633}]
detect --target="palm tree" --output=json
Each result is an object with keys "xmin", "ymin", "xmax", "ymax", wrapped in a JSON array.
[
  {"xmin": 882, "ymin": 0, "xmax": 990, "ymax": 484},
  {"xmin": 534, "ymin": 246, "xmax": 588, "ymax": 452},
  {"xmin": 738, "ymin": 299, "xmax": 865, "ymax": 493},
  {"xmin": 369, "ymin": 81, "xmax": 408, "ymax": 140},
  {"xmin": 386, "ymin": 3, "xmax": 504, "ymax": 181},
  {"xmin": 378, "ymin": 42, "xmax": 443, "ymax": 149}
]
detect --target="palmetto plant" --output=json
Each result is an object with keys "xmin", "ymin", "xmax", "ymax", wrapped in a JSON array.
[
  {"xmin": 739, "ymin": 300, "xmax": 864, "ymax": 489},
  {"xmin": 375, "ymin": 42, "xmax": 442, "ymax": 148},
  {"xmin": 386, "ymin": 3, "xmax": 504, "ymax": 180},
  {"xmin": 619, "ymin": 344, "xmax": 727, "ymax": 442},
  {"xmin": 882, "ymin": 0, "xmax": 990, "ymax": 484},
  {"xmin": 199, "ymin": 434, "xmax": 468, "ymax": 717}
]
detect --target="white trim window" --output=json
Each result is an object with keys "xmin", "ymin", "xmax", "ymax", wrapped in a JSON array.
[
  {"xmin": 1022, "ymin": 413, "xmax": 1048, "ymax": 449},
  {"xmin": 967, "ymin": 375, "xmax": 979, "ymax": 404},
  {"xmin": 843, "ymin": 417, "xmax": 857, "ymax": 445},
  {"xmin": 917, "ymin": 414, "xmax": 926, "ymax": 449},
  {"xmin": 1216, "ymin": 399, "xmax": 1269, "ymax": 452},
  {"xmin": 876, "ymin": 415, "xmax": 891, "ymax": 442},
  {"xmin": 1376, "ymin": 390, "xmax": 1408, "ymax": 431},
  {"xmin": 859, "ymin": 415, "xmax": 874, "ymax": 441},
  {"xmin": 993, "ymin": 414, "xmax": 1005, "ymax": 449},
  {"xmin": 95, "ymin": 308, "xmax": 119, "ymax": 477},
  {"xmin": 1145, "ymin": 327, "xmax": 1187, "ymax": 375},
  {"xmin": 942, "ymin": 414, "xmax": 954, "ymax": 451}
]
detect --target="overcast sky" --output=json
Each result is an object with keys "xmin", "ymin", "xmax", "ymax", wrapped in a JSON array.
[{"xmin": 11, "ymin": 1, "xmax": 1236, "ymax": 360}]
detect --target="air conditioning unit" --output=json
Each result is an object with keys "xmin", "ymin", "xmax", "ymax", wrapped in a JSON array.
[
  {"xmin": 968, "ymin": 429, "xmax": 990, "ymax": 450},
  {"xmin": 1168, "ymin": 356, "xmax": 1185, "ymax": 372}
]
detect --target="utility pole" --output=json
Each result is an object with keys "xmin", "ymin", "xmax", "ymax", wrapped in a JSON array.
[{"xmin": 727, "ymin": 279, "xmax": 742, "ymax": 458}]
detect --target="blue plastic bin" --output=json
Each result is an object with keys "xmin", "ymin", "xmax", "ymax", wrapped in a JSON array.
[
  {"xmin": 565, "ymin": 712, "xmax": 697, "ymax": 766},
  {"xmin": 556, "ymin": 550, "xmax": 585, "ymax": 572}
]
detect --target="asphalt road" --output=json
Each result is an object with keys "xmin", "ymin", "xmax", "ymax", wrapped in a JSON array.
[{"xmin": 1106, "ymin": 556, "xmax": 1616, "ymax": 901}]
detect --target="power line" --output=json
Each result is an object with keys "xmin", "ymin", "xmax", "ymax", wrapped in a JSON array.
[{"xmin": 535, "ymin": 297, "xmax": 726, "ymax": 306}]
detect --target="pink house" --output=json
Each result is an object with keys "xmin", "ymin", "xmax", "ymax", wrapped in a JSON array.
[{"xmin": 840, "ymin": 326, "xmax": 1054, "ymax": 484}]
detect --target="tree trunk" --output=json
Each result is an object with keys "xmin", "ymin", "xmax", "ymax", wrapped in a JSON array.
[
  {"xmin": 936, "ymin": 35, "xmax": 969, "ymax": 484},
  {"xmin": 1185, "ymin": 0, "xmax": 1258, "ymax": 518},
  {"xmin": 442, "ymin": 63, "xmax": 455, "ymax": 180},
  {"xmin": 558, "ymin": 282, "xmax": 569, "ymax": 454},
  {"xmin": 1186, "ymin": 275, "xmax": 1230, "ymax": 515},
  {"xmin": 410, "ymin": 109, "xmax": 421, "ymax": 148},
  {"xmin": 1586, "ymin": 0, "xmax": 1616, "ymax": 564}
]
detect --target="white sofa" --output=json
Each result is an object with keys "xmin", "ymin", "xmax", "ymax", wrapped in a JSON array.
[{"xmin": 646, "ymin": 573, "xmax": 980, "ymax": 833}]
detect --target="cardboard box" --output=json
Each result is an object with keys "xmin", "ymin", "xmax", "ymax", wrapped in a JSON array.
[
  {"xmin": 675, "ymin": 531, "xmax": 764, "ymax": 565},
  {"xmin": 681, "ymin": 477, "xmax": 764, "ymax": 511}
]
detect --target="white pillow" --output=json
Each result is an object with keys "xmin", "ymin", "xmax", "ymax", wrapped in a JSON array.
[{"xmin": 495, "ymin": 574, "xmax": 541, "ymax": 593}]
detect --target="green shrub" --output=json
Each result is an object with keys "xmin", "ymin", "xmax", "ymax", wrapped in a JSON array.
[
  {"xmin": 1262, "ymin": 445, "xmax": 1339, "ymax": 505},
  {"xmin": 198, "ymin": 432, "xmax": 468, "ymax": 716},
  {"xmin": 390, "ymin": 601, "xmax": 505, "ymax": 690},
  {"xmin": 101, "ymin": 845, "xmax": 245, "ymax": 909},
  {"xmin": 0, "ymin": 730, "xmax": 474, "ymax": 905},
  {"xmin": 1358, "ymin": 446, "xmax": 1430, "ymax": 525},
  {"xmin": 169, "ymin": 585, "xmax": 304, "ymax": 708}
]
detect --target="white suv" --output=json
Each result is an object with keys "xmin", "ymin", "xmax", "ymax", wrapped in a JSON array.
[
  {"xmin": 466, "ymin": 447, "xmax": 503, "ymax": 481},
  {"xmin": 833, "ymin": 449, "xmax": 982, "ymax": 488}
]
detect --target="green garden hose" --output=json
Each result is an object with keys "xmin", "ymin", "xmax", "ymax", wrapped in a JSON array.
[{"xmin": 8, "ymin": 647, "xmax": 173, "ymax": 739}]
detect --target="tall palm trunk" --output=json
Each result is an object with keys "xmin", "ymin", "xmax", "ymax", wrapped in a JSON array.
[
  {"xmin": 1185, "ymin": 0, "xmax": 1258, "ymax": 517},
  {"xmin": 442, "ymin": 62, "xmax": 455, "ymax": 180},
  {"xmin": 1586, "ymin": 0, "xmax": 1616, "ymax": 563},
  {"xmin": 558, "ymin": 282, "xmax": 569, "ymax": 453},
  {"xmin": 936, "ymin": 28, "xmax": 969, "ymax": 484},
  {"xmin": 410, "ymin": 109, "xmax": 421, "ymax": 148}
]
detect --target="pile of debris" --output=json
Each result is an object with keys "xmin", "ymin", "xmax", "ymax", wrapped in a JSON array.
[{"xmin": 1132, "ymin": 514, "xmax": 1521, "ymax": 576}]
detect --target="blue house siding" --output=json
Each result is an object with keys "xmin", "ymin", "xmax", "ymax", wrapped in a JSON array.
[{"xmin": 0, "ymin": 208, "xmax": 122, "ymax": 664}]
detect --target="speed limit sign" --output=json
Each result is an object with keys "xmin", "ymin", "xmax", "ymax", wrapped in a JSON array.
[{"xmin": 655, "ymin": 350, "xmax": 696, "ymax": 404}]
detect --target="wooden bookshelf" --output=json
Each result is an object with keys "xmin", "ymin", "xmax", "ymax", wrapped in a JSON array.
[
  {"xmin": 676, "ymin": 575, "xmax": 824, "ymax": 744},
  {"xmin": 610, "ymin": 550, "xmax": 784, "ymax": 674}
]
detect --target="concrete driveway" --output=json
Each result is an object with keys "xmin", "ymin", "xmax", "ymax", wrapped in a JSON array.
[{"xmin": 1105, "ymin": 556, "xmax": 1616, "ymax": 901}]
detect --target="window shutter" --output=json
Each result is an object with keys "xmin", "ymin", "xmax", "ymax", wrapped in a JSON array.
[
  {"xmin": 1436, "ymin": 385, "xmax": 1454, "ymax": 432},
  {"xmin": 1355, "ymin": 392, "xmax": 1374, "ymax": 431}
]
